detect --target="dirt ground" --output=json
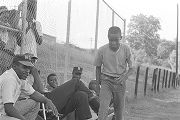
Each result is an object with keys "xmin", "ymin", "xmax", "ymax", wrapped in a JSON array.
[
  {"xmin": 124, "ymin": 87, "xmax": 180, "ymax": 120},
  {"xmin": 90, "ymin": 87, "xmax": 180, "ymax": 120}
]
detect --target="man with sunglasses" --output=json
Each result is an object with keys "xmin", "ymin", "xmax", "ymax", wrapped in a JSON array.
[
  {"xmin": 44, "ymin": 67, "xmax": 100, "ymax": 120},
  {"xmin": 94, "ymin": 26, "xmax": 133, "ymax": 120}
]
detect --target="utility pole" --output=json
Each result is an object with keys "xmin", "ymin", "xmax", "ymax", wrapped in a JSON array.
[
  {"xmin": 64, "ymin": 0, "xmax": 72, "ymax": 83},
  {"xmin": 112, "ymin": 11, "xmax": 114, "ymax": 26},
  {"xmin": 176, "ymin": 3, "xmax": 179, "ymax": 86},
  {"xmin": 94, "ymin": 0, "xmax": 99, "ymax": 50},
  {"xmin": 176, "ymin": 4, "xmax": 179, "ymax": 75},
  {"xmin": 123, "ymin": 19, "xmax": 126, "ymax": 43},
  {"xmin": 90, "ymin": 37, "xmax": 93, "ymax": 49}
]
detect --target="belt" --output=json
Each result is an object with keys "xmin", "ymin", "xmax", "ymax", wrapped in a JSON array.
[
  {"xmin": 102, "ymin": 74, "xmax": 119, "ymax": 79},
  {"xmin": 18, "ymin": 97, "xmax": 30, "ymax": 101}
]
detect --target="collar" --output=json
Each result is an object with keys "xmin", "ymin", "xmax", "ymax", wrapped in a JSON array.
[{"xmin": 9, "ymin": 68, "xmax": 22, "ymax": 84}]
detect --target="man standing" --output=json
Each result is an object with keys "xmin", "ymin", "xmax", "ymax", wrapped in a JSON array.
[
  {"xmin": 94, "ymin": 26, "xmax": 133, "ymax": 120},
  {"xmin": 0, "ymin": 54, "xmax": 58, "ymax": 120}
]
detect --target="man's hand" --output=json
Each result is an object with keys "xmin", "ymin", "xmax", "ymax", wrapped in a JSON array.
[
  {"xmin": 45, "ymin": 99, "xmax": 59, "ymax": 117},
  {"xmin": 96, "ymin": 84, "xmax": 100, "ymax": 96},
  {"xmin": 30, "ymin": 66, "xmax": 38, "ymax": 74},
  {"xmin": 115, "ymin": 74, "xmax": 128, "ymax": 84}
]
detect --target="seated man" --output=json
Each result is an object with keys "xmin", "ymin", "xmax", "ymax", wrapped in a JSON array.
[
  {"xmin": 44, "ymin": 67, "xmax": 99, "ymax": 120},
  {"xmin": 0, "ymin": 54, "xmax": 58, "ymax": 120},
  {"xmin": 16, "ymin": 54, "xmax": 45, "ymax": 120}
]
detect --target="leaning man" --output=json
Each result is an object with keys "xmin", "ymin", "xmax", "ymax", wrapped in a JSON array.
[
  {"xmin": 94, "ymin": 26, "xmax": 133, "ymax": 120},
  {"xmin": 0, "ymin": 54, "xmax": 58, "ymax": 120}
]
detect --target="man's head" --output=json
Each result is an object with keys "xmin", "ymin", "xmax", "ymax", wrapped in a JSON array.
[
  {"xmin": 12, "ymin": 54, "xmax": 34, "ymax": 80},
  {"xmin": 108, "ymin": 26, "xmax": 122, "ymax": 51},
  {"xmin": 47, "ymin": 73, "xmax": 58, "ymax": 88},
  {"xmin": 72, "ymin": 67, "xmax": 83, "ymax": 80},
  {"xmin": 89, "ymin": 80, "xmax": 100, "ymax": 94},
  {"xmin": 0, "ymin": 6, "xmax": 9, "ymax": 23}
]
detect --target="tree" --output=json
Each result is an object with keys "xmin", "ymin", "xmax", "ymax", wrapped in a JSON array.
[
  {"xmin": 126, "ymin": 14, "xmax": 161, "ymax": 57},
  {"xmin": 157, "ymin": 40, "xmax": 175, "ymax": 59}
]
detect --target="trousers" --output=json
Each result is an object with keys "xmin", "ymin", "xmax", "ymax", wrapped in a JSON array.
[
  {"xmin": 45, "ymin": 79, "xmax": 100, "ymax": 120},
  {"xmin": 0, "ymin": 99, "xmax": 40, "ymax": 120},
  {"xmin": 98, "ymin": 74, "xmax": 126, "ymax": 120}
]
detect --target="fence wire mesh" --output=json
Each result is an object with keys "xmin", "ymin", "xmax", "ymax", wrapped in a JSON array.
[{"xmin": 0, "ymin": 0, "xmax": 125, "ymax": 85}]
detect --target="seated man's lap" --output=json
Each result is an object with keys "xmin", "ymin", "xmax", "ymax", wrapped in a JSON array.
[
  {"xmin": 0, "ymin": 116, "xmax": 20, "ymax": 120},
  {"xmin": 14, "ymin": 99, "xmax": 40, "ymax": 120}
]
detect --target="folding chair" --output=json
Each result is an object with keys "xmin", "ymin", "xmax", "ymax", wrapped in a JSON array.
[{"xmin": 41, "ymin": 103, "xmax": 60, "ymax": 120}]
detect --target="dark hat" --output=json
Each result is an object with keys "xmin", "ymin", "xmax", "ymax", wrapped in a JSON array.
[
  {"xmin": 24, "ymin": 53, "xmax": 38, "ymax": 60},
  {"xmin": 72, "ymin": 67, "xmax": 83, "ymax": 74},
  {"xmin": 13, "ymin": 54, "xmax": 34, "ymax": 67}
]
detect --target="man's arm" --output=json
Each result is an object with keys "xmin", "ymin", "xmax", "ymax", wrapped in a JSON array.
[
  {"xmin": 4, "ymin": 103, "xmax": 26, "ymax": 120},
  {"xmin": 95, "ymin": 66, "xmax": 101, "ymax": 96},
  {"xmin": 29, "ymin": 91, "xmax": 59, "ymax": 117},
  {"xmin": 96, "ymin": 66, "xmax": 101, "ymax": 84},
  {"xmin": 30, "ymin": 67, "xmax": 45, "ymax": 94},
  {"xmin": 117, "ymin": 47, "xmax": 133, "ymax": 83}
]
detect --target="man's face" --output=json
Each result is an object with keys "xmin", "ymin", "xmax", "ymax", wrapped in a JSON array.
[
  {"xmin": 108, "ymin": 33, "xmax": 122, "ymax": 51},
  {"xmin": 90, "ymin": 83, "xmax": 99, "ymax": 94},
  {"xmin": 72, "ymin": 72, "xmax": 82, "ymax": 80},
  {"xmin": 48, "ymin": 75, "xmax": 58, "ymax": 88},
  {"xmin": 14, "ymin": 62, "xmax": 31, "ymax": 80}
]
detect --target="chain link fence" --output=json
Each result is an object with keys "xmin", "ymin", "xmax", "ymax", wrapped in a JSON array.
[{"xmin": 0, "ymin": 0, "xmax": 125, "ymax": 85}]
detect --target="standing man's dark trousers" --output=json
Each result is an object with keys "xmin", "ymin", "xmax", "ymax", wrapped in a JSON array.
[{"xmin": 44, "ymin": 79, "xmax": 99, "ymax": 119}]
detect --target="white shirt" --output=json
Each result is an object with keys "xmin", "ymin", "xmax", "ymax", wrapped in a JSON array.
[
  {"xmin": 19, "ymin": 74, "xmax": 34, "ymax": 99},
  {"xmin": 0, "ymin": 68, "xmax": 35, "ymax": 115},
  {"xmin": 16, "ymin": 19, "xmax": 42, "ymax": 57}
]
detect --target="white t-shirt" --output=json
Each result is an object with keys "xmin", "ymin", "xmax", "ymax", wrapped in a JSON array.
[
  {"xmin": 16, "ymin": 19, "xmax": 42, "ymax": 57},
  {"xmin": 0, "ymin": 68, "xmax": 35, "ymax": 115}
]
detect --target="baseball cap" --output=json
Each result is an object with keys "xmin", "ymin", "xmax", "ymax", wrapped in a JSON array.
[
  {"xmin": 72, "ymin": 67, "xmax": 83, "ymax": 74},
  {"xmin": 13, "ymin": 54, "xmax": 35, "ymax": 67},
  {"xmin": 24, "ymin": 53, "xmax": 38, "ymax": 60}
]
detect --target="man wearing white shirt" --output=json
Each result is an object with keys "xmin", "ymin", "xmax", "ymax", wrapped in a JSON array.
[{"xmin": 0, "ymin": 54, "xmax": 58, "ymax": 120}]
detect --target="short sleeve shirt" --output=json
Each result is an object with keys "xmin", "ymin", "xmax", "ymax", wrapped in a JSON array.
[
  {"xmin": 93, "ymin": 43, "xmax": 132, "ymax": 77},
  {"xmin": 0, "ymin": 68, "xmax": 35, "ymax": 115},
  {"xmin": 19, "ymin": 74, "xmax": 34, "ymax": 99}
]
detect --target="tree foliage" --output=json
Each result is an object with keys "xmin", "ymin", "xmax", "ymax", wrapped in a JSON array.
[
  {"xmin": 157, "ymin": 40, "xmax": 175, "ymax": 59},
  {"xmin": 126, "ymin": 14, "xmax": 161, "ymax": 57}
]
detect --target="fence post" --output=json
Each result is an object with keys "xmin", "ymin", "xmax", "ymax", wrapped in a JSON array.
[
  {"xmin": 157, "ymin": 69, "xmax": 161, "ymax": 92},
  {"xmin": 144, "ymin": 67, "xmax": 149, "ymax": 96},
  {"xmin": 154, "ymin": 69, "xmax": 158, "ymax": 93},
  {"xmin": 168, "ymin": 72, "xmax": 172, "ymax": 88},
  {"xmin": 151, "ymin": 68, "xmax": 157, "ymax": 91},
  {"xmin": 162, "ymin": 69, "xmax": 166, "ymax": 88},
  {"xmin": 172, "ymin": 72, "xmax": 176, "ymax": 87},
  {"xmin": 134, "ymin": 66, "xmax": 140, "ymax": 98},
  {"xmin": 165, "ymin": 70, "xmax": 168, "ymax": 88}
]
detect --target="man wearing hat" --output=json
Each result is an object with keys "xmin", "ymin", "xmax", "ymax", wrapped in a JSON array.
[
  {"xmin": 41, "ymin": 66, "xmax": 100, "ymax": 120},
  {"xmin": 0, "ymin": 54, "xmax": 58, "ymax": 120}
]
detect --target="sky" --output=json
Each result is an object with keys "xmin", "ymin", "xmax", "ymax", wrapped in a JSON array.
[{"xmin": 1, "ymin": 0, "xmax": 180, "ymax": 49}]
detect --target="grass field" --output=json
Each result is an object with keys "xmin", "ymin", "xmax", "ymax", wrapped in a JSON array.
[
  {"xmin": 36, "ymin": 40, "xmax": 96, "ymax": 86},
  {"xmin": 36, "ymin": 39, "xmax": 161, "ymax": 99}
]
